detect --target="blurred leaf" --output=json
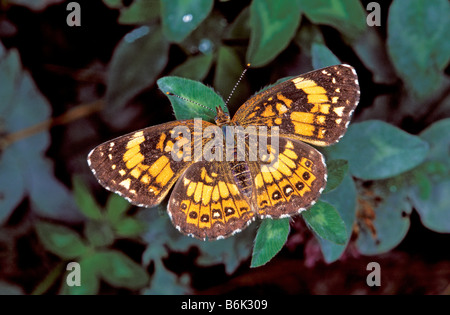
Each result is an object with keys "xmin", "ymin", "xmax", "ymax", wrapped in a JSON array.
[
  {"xmin": 311, "ymin": 42, "xmax": 340, "ymax": 69},
  {"xmin": 170, "ymin": 53, "xmax": 213, "ymax": 81},
  {"xmin": 419, "ymin": 118, "xmax": 450, "ymax": 167},
  {"xmin": 325, "ymin": 120, "xmax": 429, "ymax": 180},
  {"xmin": 106, "ymin": 26, "xmax": 169, "ymax": 112},
  {"xmin": 214, "ymin": 46, "xmax": 250, "ymax": 108},
  {"xmin": 72, "ymin": 177, "xmax": 103, "ymax": 220},
  {"xmin": 36, "ymin": 221, "xmax": 87, "ymax": 259},
  {"xmin": 225, "ymin": 6, "xmax": 250, "ymax": 40},
  {"xmin": 97, "ymin": 250, "xmax": 149, "ymax": 289},
  {"xmin": 247, "ymin": 0, "xmax": 301, "ymax": 67},
  {"xmin": 251, "ymin": 218, "xmax": 290, "ymax": 268},
  {"xmin": 114, "ymin": 217, "xmax": 147, "ymax": 237},
  {"xmin": 106, "ymin": 193, "xmax": 131, "ymax": 225},
  {"xmin": 0, "ymin": 45, "xmax": 80, "ymax": 224},
  {"xmin": 61, "ymin": 255, "xmax": 100, "ymax": 295},
  {"xmin": 303, "ymin": 201, "xmax": 347, "ymax": 245},
  {"xmin": 8, "ymin": 0, "xmax": 63, "ymax": 10},
  {"xmin": 85, "ymin": 221, "xmax": 115, "ymax": 248},
  {"xmin": 298, "ymin": 0, "xmax": 367, "ymax": 40},
  {"xmin": 161, "ymin": 0, "xmax": 214, "ymax": 43},
  {"xmin": 387, "ymin": 0, "xmax": 450, "ymax": 99},
  {"xmin": 318, "ymin": 174, "xmax": 357, "ymax": 262},
  {"xmin": 103, "ymin": 0, "xmax": 122, "ymax": 8},
  {"xmin": 157, "ymin": 76, "xmax": 226, "ymax": 122},
  {"xmin": 118, "ymin": 0, "xmax": 160, "ymax": 24},
  {"xmin": 323, "ymin": 159, "xmax": 348, "ymax": 194},
  {"xmin": 356, "ymin": 180, "xmax": 412, "ymax": 255},
  {"xmin": 142, "ymin": 260, "xmax": 190, "ymax": 294}
]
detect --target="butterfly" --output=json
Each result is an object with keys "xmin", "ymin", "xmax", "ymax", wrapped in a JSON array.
[{"xmin": 87, "ymin": 64, "xmax": 360, "ymax": 240}]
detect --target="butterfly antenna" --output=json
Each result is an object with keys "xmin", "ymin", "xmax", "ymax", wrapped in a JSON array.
[
  {"xmin": 225, "ymin": 63, "xmax": 251, "ymax": 106},
  {"xmin": 165, "ymin": 92, "xmax": 216, "ymax": 114}
]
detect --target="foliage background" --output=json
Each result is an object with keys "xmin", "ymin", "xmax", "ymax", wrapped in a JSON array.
[{"xmin": 0, "ymin": 0, "xmax": 449, "ymax": 294}]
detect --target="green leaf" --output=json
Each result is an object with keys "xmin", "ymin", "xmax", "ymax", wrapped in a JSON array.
[
  {"xmin": 61, "ymin": 256, "xmax": 100, "ymax": 295},
  {"xmin": 247, "ymin": 0, "xmax": 301, "ymax": 67},
  {"xmin": 157, "ymin": 76, "xmax": 226, "ymax": 122},
  {"xmin": 170, "ymin": 53, "xmax": 213, "ymax": 81},
  {"xmin": 225, "ymin": 6, "xmax": 250, "ymax": 40},
  {"xmin": 106, "ymin": 26, "xmax": 169, "ymax": 112},
  {"xmin": 356, "ymin": 180, "xmax": 412, "ymax": 255},
  {"xmin": 251, "ymin": 218, "xmax": 290, "ymax": 268},
  {"xmin": 72, "ymin": 177, "xmax": 103, "ymax": 220},
  {"xmin": 97, "ymin": 250, "xmax": 149, "ymax": 289},
  {"xmin": 213, "ymin": 46, "xmax": 250, "ymax": 108},
  {"xmin": 419, "ymin": 118, "xmax": 450, "ymax": 167},
  {"xmin": 143, "ymin": 260, "xmax": 191, "ymax": 294},
  {"xmin": 84, "ymin": 221, "xmax": 115, "ymax": 248},
  {"xmin": 35, "ymin": 222, "xmax": 87, "ymax": 259},
  {"xmin": 118, "ymin": 0, "xmax": 160, "ymax": 25},
  {"xmin": 0, "ymin": 150, "xmax": 25, "ymax": 224},
  {"xmin": 298, "ymin": 0, "xmax": 367, "ymax": 40},
  {"xmin": 161, "ymin": 0, "xmax": 214, "ymax": 43},
  {"xmin": 106, "ymin": 193, "xmax": 131, "ymax": 225},
  {"xmin": 318, "ymin": 174, "xmax": 357, "ymax": 262},
  {"xmin": 311, "ymin": 43, "xmax": 340, "ymax": 69},
  {"xmin": 325, "ymin": 120, "xmax": 429, "ymax": 180},
  {"xmin": 303, "ymin": 200, "xmax": 347, "ymax": 245},
  {"xmin": 114, "ymin": 217, "xmax": 147, "ymax": 237},
  {"xmin": 387, "ymin": 0, "xmax": 450, "ymax": 99},
  {"xmin": 323, "ymin": 159, "xmax": 348, "ymax": 194}
]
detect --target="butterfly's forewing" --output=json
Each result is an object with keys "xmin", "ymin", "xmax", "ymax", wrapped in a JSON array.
[
  {"xmin": 232, "ymin": 64, "xmax": 360, "ymax": 146},
  {"xmin": 87, "ymin": 120, "xmax": 214, "ymax": 208}
]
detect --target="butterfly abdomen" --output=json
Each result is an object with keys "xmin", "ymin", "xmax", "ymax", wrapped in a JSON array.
[{"xmin": 230, "ymin": 161, "xmax": 253, "ymax": 199}]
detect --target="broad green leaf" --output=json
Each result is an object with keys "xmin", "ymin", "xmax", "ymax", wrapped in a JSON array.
[
  {"xmin": 97, "ymin": 250, "xmax": 149, "ymax": 289},
  {"xmin": 72, "ymin": 177, "xmax": 103, "ymax": 220},
  {"xmin": 247, "ymin": 0, "xmax": 301, "ymax": 67},
  {"xmin": 106, "ymin": 26, "xmax": 169, "ymax": 112},
  {"xmin": 106, "ymin": 193, "xmax": 131, "ymax": 225},
  {"xmin": 61, "ymin": 255, "xmax": 100, "ymax": 295},
  {"xmin": 225, "ymin": 6, "xmax": 250, "ymax": 40},
  {"xmin": 118, "ymin": 0, "xmax": 160, "ymax": 24},
  {"xmin": 419, "ymin": 118, "xmax": 450, "ymax": 167},
  {"xmin": 161, "ymin": 0, "xmax": 214, "ymax": 43},
  {"xmin": 298, "ymin": 0, "xmax": 367, "ymax": 40},
  {"xmin": 170, "ymin": 53, "xmax": 213, "ymax": 81},
  {"xmin": 0, "ymin": 150, "xmax": 25, "ymax": 224},
  {"xmin": 323, "ymin": 159, "xmax": 348, "ymax": 194},
  {"xmin": 387, "ymin": 0, "xmax": 450, "ymax": 99},
  {"xmin": 318, "ymin": 174, "xmax": 357, "ymax": 262},
  {"xmin": 213, "ymin": 46, "xmax": 250, "ymax": 108},
  {"xmin": 325, "ymin": 120, "xmax": 429, "ymax": 180},
  {"xmin": 251, "ymin": 218, "xmax": 290, "ymax": 268},
  {"xmin": 303, "ymin": 201, "xmax": 347, "ymax": 245},
  {"xmin": 157, "ymin": 76, "xmax": 226, "ymax": 122},
  {"xmin": 311, "ymin": 43, "xmax": 340, "ymax": 69},
  {"xmin": 35, "ymin": 222, "xmax": 87, "ymax": 259},
  {"xmin": 356, "ymin": 180, "xmax": 412, "ymax": 255}
]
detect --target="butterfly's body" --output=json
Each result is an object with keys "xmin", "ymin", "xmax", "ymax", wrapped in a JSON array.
[{"xmin": 88, "ymin": 65, "xmax": 360, "ymax": 240}]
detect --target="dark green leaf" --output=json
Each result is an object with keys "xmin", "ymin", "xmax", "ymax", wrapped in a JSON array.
[
  {"xmin": 106, "ymin": 193, "xmax": 131, "ymax": 225},
  {"xmin": 325, "ymin": 120, "xmax": 429, "ymax": 180},
  {"xmin": 419, "ymin": 118, "xmax": 450, "ymax": 167},
  {"xmin": 85, "ymin": 221, "xmax": 115, "ymax": 248},
  {"xmin": 170, "ymin": 53, "xmax": 213, "ymax": 81},
  {"xmin": 225, "ymin": 6, "xmax": 250, "ymax": 40},
  {"xmin": 323, "ymin": 159, "xmax": 348, "ymax": 194},
  {"xmin": 303, "ymin": 200, "xmax": 347, "ymax": 245},
  {"xmin": 247, "ymin": 0, "xmax": 301, "ymax": 67},
  {"xmin": 311, "ymin": 43, "xmax": 340, "ymax": 69},
  {"xmin": 35, "ymin": 222, "xmax": 87, "ymax": 259},
  {"xmin": 0, "ymin": 150, "xmax": 25, "ymax": 224},
  {"xmin": 318, "ymin": 174, "xmax": 357, "ymax": 262},
  {"xmin": 97, "ymin": 250, "xmax": 149, "ymax": 289},
  {"xmin": 118, "ymin": 0, "xmax": 160, "ymax": 24},
  {"xmin": 106, "ymin": 26, "xmax": 169, "ymax": 112},
  {"xmin": 161, "ymin": 0, "xmax": 214, "ymax": 43},
  {"xmin": 298, "ymin": 0, "xmax": 367, "ymax": 40},
  {"xmin": 387, "ymin": 0, "xmax": 450, "ymax": 99},
  {"xmin": 72, "ymin": 176, "xmax": 103, "ymax": 220},
  {"xmin": 157, "ymin": 76, "xmax": 226, "ymax": 122},
  {"xmin": 61, "ymin": 256, "xmax": 100, "ymax": 295},
  {"xmin": 114, "ymin": 217, "xmax": 147, "ymax": 237},
  {"xmin": 251, "ymin": 218, "xmax": 290, "ymax": 268}
]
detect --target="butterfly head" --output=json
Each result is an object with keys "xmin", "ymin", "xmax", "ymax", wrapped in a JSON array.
[{"xmin": 215, "ymin": 106, "xmax": 230, "ymax": 126}]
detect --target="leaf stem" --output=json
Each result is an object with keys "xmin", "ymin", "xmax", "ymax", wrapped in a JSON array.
[{"xmin": 31, "ymin": 261, "xmax": 66, "ymax": 295}]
